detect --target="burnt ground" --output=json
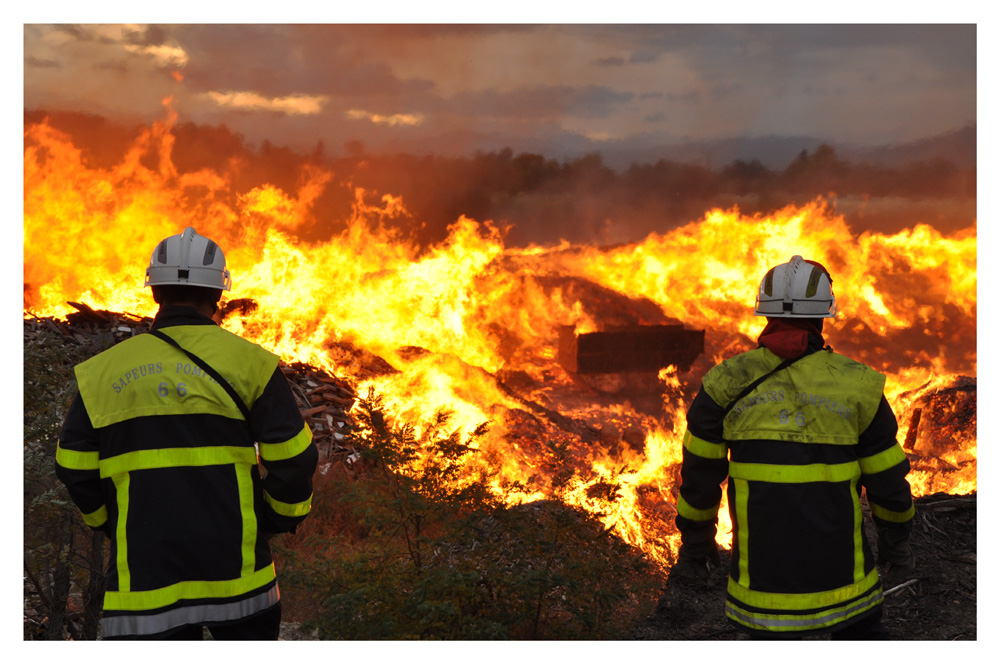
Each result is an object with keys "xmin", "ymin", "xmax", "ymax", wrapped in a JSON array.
[{"xmin": 625, "ymin": 492, "xmax": 977, "ymax": 641}]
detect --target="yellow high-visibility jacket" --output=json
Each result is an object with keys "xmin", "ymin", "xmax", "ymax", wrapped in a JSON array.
[
  {"xmin": 56, "ymin": 306, "xmax": 318, "ymax": 638},
  {"xmin": 676, "ymin": 345, "xmax": 914, "ymax": 636}
]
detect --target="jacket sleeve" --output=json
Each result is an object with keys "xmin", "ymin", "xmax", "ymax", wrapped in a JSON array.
[
  {"xmin": 250, "ymin": 367, "xmax": 319, "ymax": 534},
  {"xmin": 857, "ymin": 396, "xmax": 914, "ymax": 543},
  {"xmin": 55, "ymin": 392, "xmax": 109, "ymax": 534},
  {"xmin": 675, "ymin": 386, "xmax": 730, "ymax": 552}
]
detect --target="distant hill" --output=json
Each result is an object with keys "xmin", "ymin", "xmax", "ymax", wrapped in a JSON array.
[
  {"xmin": 843, "ymin": 125, "xmax": 976, "ymax": 169},
  {"xmin": 598, "ymin": 124, "xmax": 976, "ymax": 172}
]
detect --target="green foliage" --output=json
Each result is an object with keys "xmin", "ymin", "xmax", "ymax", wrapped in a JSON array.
[
  {"xmin": 276, "ymin": 389, "xmax": 663, "ymax": 640},
  {"xmin": 23, "ymin": 322, "xmax": 113, "ymax": 639},
  {"xmin": 24, "ymin": 325, "xmax": 102, "ymax": 492}
]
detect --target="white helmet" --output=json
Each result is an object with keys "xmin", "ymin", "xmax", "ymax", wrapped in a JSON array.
[
  {"xmin": 754, "ymin": 255, "xmax": 836, "ymax": 318},
  {"xmin": 144, "ymin": 227, "xmax": 232, "ymax": 291}
]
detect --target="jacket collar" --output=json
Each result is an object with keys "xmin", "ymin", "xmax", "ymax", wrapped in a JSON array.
[
  {"xmin": 757, "ymin": 318, "xmax": 826, "ymax": 359},
  {"xmin": 150, "ymin": 305, "xmax": 218, "ymax": 330}
]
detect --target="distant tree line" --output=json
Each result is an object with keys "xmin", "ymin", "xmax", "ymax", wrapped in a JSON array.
[
  {"xmin": 328, "ymin": 144, "xmax": 974, "ymax": 246},
  {"xmin": 26, "ymin": 110, "xmax": 976, "ymax": 248}
]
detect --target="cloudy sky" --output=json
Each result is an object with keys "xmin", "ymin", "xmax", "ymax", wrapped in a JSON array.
[{"xmin": 21, "ymin": 19, "xmax": 979, "ymax": 162}]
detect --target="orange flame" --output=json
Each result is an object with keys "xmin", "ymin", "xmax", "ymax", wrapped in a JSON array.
[{"xmin": 24, "ymin": 112, "xmax": 976, "ymax": 569}]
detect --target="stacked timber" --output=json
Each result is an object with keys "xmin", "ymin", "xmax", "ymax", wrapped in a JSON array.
[{"xmin": 280, "ymin": 361, "xmax": 358, "ymax": 461}]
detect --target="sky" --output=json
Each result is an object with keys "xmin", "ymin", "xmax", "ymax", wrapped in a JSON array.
[{"xmin": 20, "ymin": 20, "xmax": 979, "ymax": 163}]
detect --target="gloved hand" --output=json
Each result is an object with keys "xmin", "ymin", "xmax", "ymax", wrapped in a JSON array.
[
  {"xmin": 676, "ymin": 541, "xmax": 722, "ymax": 582},
  {"xmin": 878, "ymin": 533, "xmax": 916, "ymax": 586}
]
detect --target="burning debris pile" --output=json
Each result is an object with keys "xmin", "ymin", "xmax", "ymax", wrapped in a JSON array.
[
  {"xmin": 24, "ymin": 292, "xmax": 979, "ymax": 570},
  {"xmin": 902, "ymin": 376, "xmax": 976, "ymax": 454},
  {"xmin": 281, "ymin": 363, "xmax": 357, "ymax": 464},
  {"xmin": 893, "ymin": 375, "xmax": 978, "ymax": 496}
]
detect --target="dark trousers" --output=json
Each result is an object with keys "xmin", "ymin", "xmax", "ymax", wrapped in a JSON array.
[
  {"xmin": 829, "ymin": 610, "xmax": 891, "ymax": 640},
  {"xmin": 109, "ymin": 603, "xmax": 282, "ymax": 641},
  {"xmin": 748, "ymin": 608, "xmax": 890, "ymax": 641}
]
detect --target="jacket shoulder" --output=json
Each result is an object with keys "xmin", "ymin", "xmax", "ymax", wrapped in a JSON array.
[
  {"xmin": 702, "ymin": 348, "xmax": 778, "ymax": 407},
  {"xmin": 702, "ymin": 347, "xmax": 886, "ymax": 409},
  {"xmin": 815, "ymin": 350, "xmax": 887, "ymax": 391},
  {"xmin": 211, "ymin": 325, "xmax": 279, "ymax": 362},
  {"xmin": 75, "ymin": 333, "xmax": 157, "ymax": 372}
]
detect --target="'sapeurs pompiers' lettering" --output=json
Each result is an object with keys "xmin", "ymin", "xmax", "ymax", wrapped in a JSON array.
[{"xmin": 111, "ymin": 362, "xmax": 163, "ymax": 394}]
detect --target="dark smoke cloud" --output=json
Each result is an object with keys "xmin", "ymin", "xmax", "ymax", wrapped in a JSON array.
[
  {"xmin": 121, "ymin": 25, "xmax": 168, "ymax": 47},
  {"xmin": 24, "ymin": 55, "xmax": 59, "ymax": 69},
  {"xmin": 24, "ymin": 24, "xmax": 977, "ymax": 163},
  {"xmin": 30, "ymin": 110, "xmax": 977, "ymax": 250}
]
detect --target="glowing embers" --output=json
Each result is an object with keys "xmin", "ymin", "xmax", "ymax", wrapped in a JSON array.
[{"xmin": 899, "ymin": 376, "xmax": 977, "ymax": 496}]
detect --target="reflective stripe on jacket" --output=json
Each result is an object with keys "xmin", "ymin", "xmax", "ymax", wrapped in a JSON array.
[
  {"xmin": 56, "ymin": 307, "xmax": 317, "ymax": 637},
  {"xmin": 677, "ymin": 346, "xmax": 912, "ymax": 636}
]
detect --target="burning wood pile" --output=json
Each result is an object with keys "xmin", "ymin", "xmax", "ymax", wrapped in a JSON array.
[
  {"xmin": 902, "ymin": 376, "xmax": 976, "ymax": 454},
  {"xmin": 23, "ymin": 292, "xmax": 979, "ymax": 582},
  {"xmin": 23, "ymin": 301, "xmax": 359, "ymax": 466},
  {"xmin": 25, "ymin": 295, "xmax": 979, "ymax": 502}
]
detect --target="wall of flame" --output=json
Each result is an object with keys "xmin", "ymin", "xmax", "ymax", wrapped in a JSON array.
[{"xmin": 24, "ymin": 113, "xmax": 976, "ymax": 568}]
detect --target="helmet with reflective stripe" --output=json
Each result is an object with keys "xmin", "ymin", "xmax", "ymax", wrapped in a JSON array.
[
  {"xmin": 754, "ymin": 255, "xmax": 836, "ymax": 318},
  {"xmin": 144, "ymin": 227, "xmax": 232, "ymax": 291}
]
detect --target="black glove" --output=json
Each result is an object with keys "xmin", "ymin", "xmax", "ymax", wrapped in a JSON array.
[
  {"xmin": 878, "ymin": 533, "xmax": 916, "ymax": 586},
  {"xmin": 676, "ymin": 541, "xmax": 722, "ymax": 582}
]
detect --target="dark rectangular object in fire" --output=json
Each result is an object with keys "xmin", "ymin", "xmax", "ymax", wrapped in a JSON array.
[{"xmin": 558, "ymin": 324, "xmax": 704, "ymax": 374}]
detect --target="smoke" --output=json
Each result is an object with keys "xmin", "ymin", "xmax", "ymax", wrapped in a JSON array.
[{"xmin": 24, "ymin": 109, "xmax": 976, "ymax": 252}]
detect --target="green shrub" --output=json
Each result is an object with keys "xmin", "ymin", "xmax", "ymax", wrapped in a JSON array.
[
  {"xmin": 275, "ymin": 389, "xmax": 663, "ymax": 639},
  {"xmin": 23, "ymin": 321, "xmax": 115, "ymax": 640}
]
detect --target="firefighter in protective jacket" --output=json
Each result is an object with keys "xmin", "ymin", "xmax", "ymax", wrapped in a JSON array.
[
  {"xmin": 675, "ymin": 255, "xmax": 915, "ymax": 639},
  {"xmin": 56, "ymin": 227, "xmax": 318, "ymax": 640}
]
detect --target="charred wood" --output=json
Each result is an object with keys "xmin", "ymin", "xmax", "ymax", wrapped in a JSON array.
[
  {"xmin": 558, "ymin": 324, "xmax": 704, "ymax": 375},
  {"xmin": 904, "ymin": 408, "xmax": 922, "ymax": 449},
  {"xmin": 219, "ymin": 298, "xmax": 258, "ymax": 319}
]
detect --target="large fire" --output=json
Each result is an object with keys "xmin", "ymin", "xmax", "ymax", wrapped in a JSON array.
[{"xmin": 23, "ymin": 110, "xmax": 977, "ymax": 569}]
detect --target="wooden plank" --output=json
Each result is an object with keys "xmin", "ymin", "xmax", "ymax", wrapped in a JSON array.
[{"xmin": 559, "ymin": 324, "xmax": 704, "ymax": 374}]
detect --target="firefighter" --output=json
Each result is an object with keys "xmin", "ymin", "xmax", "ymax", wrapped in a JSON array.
[
  {"xmin": 55, "ymin": 227, "xmax": 318, "ymax": 640},
  {"xmin": 674, "ymin": 255, "xmax": 915, "ymax": 640}
]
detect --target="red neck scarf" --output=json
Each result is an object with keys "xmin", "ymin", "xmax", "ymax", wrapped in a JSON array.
[{"xmin": 757, "ymin": 318, "xmax": 825, "ymax": 359}]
